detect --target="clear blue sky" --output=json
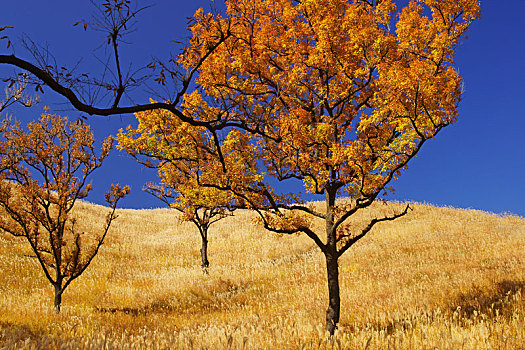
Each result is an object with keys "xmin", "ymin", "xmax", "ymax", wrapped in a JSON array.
[{"xmin": 0, "ymin": 1, "xmax": 524, "ymax": 216}]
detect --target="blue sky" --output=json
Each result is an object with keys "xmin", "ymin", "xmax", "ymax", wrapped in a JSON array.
[{"xmin": 0, "ymin": 1, "xmax": 524, "ymax": 216}]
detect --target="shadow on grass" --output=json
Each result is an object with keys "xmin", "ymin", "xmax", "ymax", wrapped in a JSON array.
[
  {"xmin": 96, "ymin": 278, "xmax": 254, "ymax": 316},
  {"xmin": 96, "ymin": 301, "xmax": 178, "ymax": 316},
  {"xmin": 341, "ymin": 279, "xmax": 525, "ymax": 335},
  {"xmin": 451, "ymin": 279, "xmax": 525, "ymax": 319},
  {"xmin": 0, "ymin": 321, "xmax": 44, "ymax": 347}
]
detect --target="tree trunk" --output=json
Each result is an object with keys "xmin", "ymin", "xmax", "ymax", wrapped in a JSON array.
[
  {"xmin": 200, "ymin": 228, "xmax": 210, "ymax": 274},
  {"xmin": 200, "ymin": 239, "xmax": 209, "ymax": 272},
  {"xmin": 324, "ymin": 185, "xmax": 340, "ymax": 336},
  {"xmin": 325, "ymin": 251, "xmax": 340, "ymax": 335},
  {"xmin": 53, "ymin": 283, "xmax": 63, "ymax": 314}
]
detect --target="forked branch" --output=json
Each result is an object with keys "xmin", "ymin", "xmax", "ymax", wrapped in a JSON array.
[{"xmin": 337, "ymin": 204, "xmax": 411, "ymax": 258}]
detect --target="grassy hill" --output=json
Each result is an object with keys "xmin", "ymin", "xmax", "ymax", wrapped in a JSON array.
[{"xmin": 0, "ymin": 201, "xmax": 524, "ymax": 349}]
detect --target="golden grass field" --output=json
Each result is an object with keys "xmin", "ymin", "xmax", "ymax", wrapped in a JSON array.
[{"xmin": 0, "ymin": 200, "xmax": 524, "ymax": 349}]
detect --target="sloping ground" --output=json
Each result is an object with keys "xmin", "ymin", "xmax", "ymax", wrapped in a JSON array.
[{"xmin": 0, "ymin": 201, "xmax": 524, "ymax": 349}]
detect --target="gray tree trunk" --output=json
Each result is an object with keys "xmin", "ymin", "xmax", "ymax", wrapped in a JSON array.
[{"xmin": 200, "ymin": 225, "xmax": 210, "ymax": 274}]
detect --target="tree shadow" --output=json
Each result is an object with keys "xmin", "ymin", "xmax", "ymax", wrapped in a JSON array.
[
  {"xmin": 95, "ymin": 299, "xmax": 179, "ymax": 316},
  {"xmin": 451, "ymin": 279, "xmax": 525, "ymax": 319},
  {"xmin": 0, "ymin": 321, "xmax": 43, "ymax": 346},
  {"xmin": 96, "ymin": 278, "xmax": 253, "ymax": 316},
  {"xmin": 340, "ymin": 279, "xmax": 525, "ymax": 335}
]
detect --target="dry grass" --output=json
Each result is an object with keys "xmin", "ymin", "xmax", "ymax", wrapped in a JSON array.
[{"xmin": 0, "ymin": 200, "xmax": 524, "ymax": 349}]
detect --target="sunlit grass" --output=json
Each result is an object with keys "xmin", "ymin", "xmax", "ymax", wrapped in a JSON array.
[{"xmin": 1, "ymin": 201, "xmax": 524, "ymax": 349}]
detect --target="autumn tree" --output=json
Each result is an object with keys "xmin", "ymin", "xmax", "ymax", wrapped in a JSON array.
[
  {"xmin": 144, "ymin": 179, "xmax": 235, "ymax": 273},
  {"xmin": 0, "ymin": 0, "xmax": 480, "ymax": 334},
  {"xmin": 0, "ymin": 112, "xmax": 129, "ymax": 313},
  {"xmin": 170, "ymin": 0, "xmax": 481, "ymax": 335},
  {"xmin": 118, "ymin": 106, "xmax": 250, "ymax": 273}
]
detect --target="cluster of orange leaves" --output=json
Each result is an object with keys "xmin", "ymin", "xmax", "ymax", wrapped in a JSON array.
[
  {"xmin": 177, "ymin": 0, "xmax": 480, "ymax": 201},
  {"xmin": 117, "ymin": 100, "xmax": 263, "ymax": 219},
  {"xmin": 0, "ymin": 113, "xmax": 129, "ymax": 299},
  {"xmin": 121, "ymin": 0, "xmax": 480, "ymax": 235}
]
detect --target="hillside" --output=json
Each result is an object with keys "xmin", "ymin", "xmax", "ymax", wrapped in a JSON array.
[{"xmin": 0, "ymin": 201, "xmax": 524, "ymax": 349}]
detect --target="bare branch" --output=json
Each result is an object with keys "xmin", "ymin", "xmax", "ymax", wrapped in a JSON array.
[{"xmin": 337, "ymin": 204, "xmax": 411, "ymax": 258}]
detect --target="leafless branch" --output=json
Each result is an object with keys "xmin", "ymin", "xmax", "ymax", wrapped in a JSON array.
[{"xmin": 337, "ymin": 204, "xmax": 411, "ymax": 258}]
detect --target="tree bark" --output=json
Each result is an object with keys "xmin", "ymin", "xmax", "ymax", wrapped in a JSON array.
[
  {"xmin": 325, "ymin": 251, "xmax": 340, "ymax": 335},
  {"xmin": 200, "ymin": 225, "xmax": 210, "ymax": 274},
  {"xmin": 53, "ymin": 283, "xmax": 62, "ymax": 314},
  {"xmin": 324, "ymin": 186, "xmax": 340, "ymax": 335},
  {"xmin": 200, "ymin": 237, "xmax": 210, "ymax": 274}
]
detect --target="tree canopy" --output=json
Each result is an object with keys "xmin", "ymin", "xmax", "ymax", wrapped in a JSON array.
[
  {"xmin": 120, "ymin": 0, "xmax": 480, "ymax": 334},
  {"xmin": 118, "ymin": 105, "xmax": 245, "ymax": 272},
  {"xmin": 0, "ymin": 0, "xmax": 480, "ymax": 333},
  {"xmin": 0, "ymin": 113, "xmax": 129, "ymax": 312}
]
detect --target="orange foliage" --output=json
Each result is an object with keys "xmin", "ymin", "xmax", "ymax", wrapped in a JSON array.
[
  {"xmin": 117, "ymin": 100, "xmax": 261, "ymax": 214},
  {"xmin": 182, "ymin": 0, "xmax": 480, "ymax": 207},
  {"xmin": 0, "ymin": 113, "xmax": 129, "ymax": 312},
  {"xmin": 121, "ymin": 0, "xmax": 480, "ymax": 333}
]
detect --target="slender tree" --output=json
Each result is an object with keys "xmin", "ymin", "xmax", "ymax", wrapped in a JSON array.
[
  {"xmin": 144, "ymin": 179, "xmax": 235, "ymax": 273},
  {"xmin": 118, "ymin": 106, "xmax": 249, "ymax": 273},
  {"xmin": 0, "ymin": 112, "xmax": 130, "ymax": 313}
]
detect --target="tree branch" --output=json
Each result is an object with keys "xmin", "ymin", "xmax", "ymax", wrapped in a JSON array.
[{"xmin": 337, "ymin": 204, "xmax": 411, "ymax": 258}]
